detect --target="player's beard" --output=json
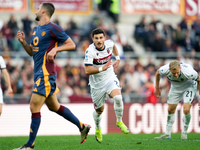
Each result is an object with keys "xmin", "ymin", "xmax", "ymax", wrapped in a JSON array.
[{"xmin": 35, "ymin": 15, "xmax": 40, "ymax": 21}]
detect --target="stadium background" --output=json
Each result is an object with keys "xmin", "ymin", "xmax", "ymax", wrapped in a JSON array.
[{"xmin": 0, "ymin": 0, "xmax": 200, "ymax": 136}]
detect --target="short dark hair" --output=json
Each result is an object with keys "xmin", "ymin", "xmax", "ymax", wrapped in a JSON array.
[
  {"xmin": 42, "ymin": 3, "xmax": 55, "ymax": 18},
  {"xmin": 91, "ymin": 28, "xmax": 105, "ymax": 38}
]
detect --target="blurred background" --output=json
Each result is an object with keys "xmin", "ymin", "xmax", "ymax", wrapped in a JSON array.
[{"xmin": 0, "ymin": 0, "xmax": 200, "ymax": 105}]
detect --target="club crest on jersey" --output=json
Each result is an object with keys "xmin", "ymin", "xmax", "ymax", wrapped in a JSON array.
[
  {"xmin": 41, "ymin": 31, "xmax": 46, "ymax": 36},
  {"xmin": 107, "ymin": 49, "xmax": 110, "ymax": 54},
  {"xmin": 96, "ymin": 53, "xmax": 99, "ymax": 56}
]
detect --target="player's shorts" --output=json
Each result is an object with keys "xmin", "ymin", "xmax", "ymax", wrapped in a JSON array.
[
  {"xmin": 32, "ymin": 74, "xmax": 59, "ymax": 98},
  {"xmin": 168, "ymin": 82, "xmax": 197, "ymax": 105},
  {"xmin": 0, "ymin": 88, "xmax": 3, "ymax": 104},
  {"xmin": 90, "ymin": 78, "xmax": 121, "ymax": 109}
]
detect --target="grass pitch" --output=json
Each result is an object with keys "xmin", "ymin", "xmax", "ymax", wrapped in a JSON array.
[{"xmin": 1, "ymin": 133, "xmax": 200, "ymax": 150}]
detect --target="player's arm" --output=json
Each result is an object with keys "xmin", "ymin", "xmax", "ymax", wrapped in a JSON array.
[
  {"xmin": 17, "ymin": 30, "xmax": 33, "ymax": 56},
  {"xmin": 47, "ymin": 37, "xmax": 76, "ymax": 62},
  {"xmin": 85, "ymin": 60, "xmax": 112, "ymax": 75},
  {"xmin": 154, "ymin": 70, "xmax": 161, "ymax": 98},
  {"xmin": 112, "ymin": 45, "xmax": 120, "ymax": 69},
  {"xmin": 1, "ymin": 68, "xmax": 13, "ymax": 94}
]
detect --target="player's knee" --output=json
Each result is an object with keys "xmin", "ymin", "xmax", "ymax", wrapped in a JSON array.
[
  {"xmin": 113, "ymin": 95, "xmax": 123, "ymax": 104},
  {"xmin": 96, "ymin": 109, "xmax": 103, "ymax": 114},
  {"xmin": 183, "ymin": 109, "xmax": 190, "ymax": 115},
  {"xmin": 168, "ymin": 108, "xmax": 176, "ymax": 114}
]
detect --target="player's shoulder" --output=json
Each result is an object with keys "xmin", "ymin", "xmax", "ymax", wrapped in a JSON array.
[
  {"xmin": 48, "ymin": 22, "xmax": 63, "ymax": 32},
  {"xmin": 104, "ymin": 39, "xmax": 114, "ymax": 46},
  {"xmin": 85, "ymin": 43, "xmax": 95, "ymax": 54},
  {"xmin": 180, "ymin": 63, "xmax": 196, "ymax": 75},
  {"xmin": 159, "ymin": 63, "xmax": 170, "ymax": 74}
]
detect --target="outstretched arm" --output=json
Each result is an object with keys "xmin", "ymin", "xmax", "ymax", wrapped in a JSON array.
[
  {"xmin": 154, "ymin": 70, "xmax": 161, "ymax": 98},
  {"xmin": 17, "ymin": 30, "xmax": 33, "ymax": 56}
]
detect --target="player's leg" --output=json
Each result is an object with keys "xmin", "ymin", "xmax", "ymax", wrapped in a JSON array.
[
  {"xmin": 13, "ymin": 93, "xmax": 46, "ymax": 150},
  {"xmin": 91, "ymin": 87, "xmax": 106, "ymax": 143},
  {"xmin": 45, "ymin": 94, "xmax": 90, "ymax": 143},
  {"xmin": 181, "ymin": 103, "xmax": 191, "ymax": 139},
  {"xmin": 94, "ymin": 105, "xmax": 104, "ymax": 143},
  {"xmin": 109, "ymin": 82, "xmax": 129, "ymax": 134},
  {"xmin": 181, "ymin": 86, "xmax": 196, "ymax": 139}
]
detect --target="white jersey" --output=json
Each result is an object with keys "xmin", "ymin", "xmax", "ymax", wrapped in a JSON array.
[
  {"xmin": 159, "ymin": 62, "xmax": 198, "ymax": 90},
  {"xmin": 84, "ymin": 40, "xmax": 117, "ymax": 89}
]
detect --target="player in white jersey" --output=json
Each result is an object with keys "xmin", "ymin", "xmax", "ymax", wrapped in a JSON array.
[
  {"xmin": 154, "ymin": 60, "xmax": 200, "ymax": 139},
  {"xmin": 0, "ymin": 56, "xmax": 13, "ymax": 115},
  {"xmin": 84, "ymin": 28, "xmax": 129, "ymax": 143}
]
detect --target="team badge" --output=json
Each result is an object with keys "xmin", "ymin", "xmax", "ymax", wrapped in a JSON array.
[
  {"xmin": 96, "ymin": 53, "xmax": 99, "ymax": 56},
  {"xmin": 107, "ymin": 49, "xmax": 110, "ymax": 54},
  {"xmin": 41, "ymin": 31, "xmax": 46, "ymax": 36}
]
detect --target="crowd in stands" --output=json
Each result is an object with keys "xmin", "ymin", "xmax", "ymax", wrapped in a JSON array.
[{"xmin": 0, "ymin": 12, "xmax": 200, "ymax": 104}]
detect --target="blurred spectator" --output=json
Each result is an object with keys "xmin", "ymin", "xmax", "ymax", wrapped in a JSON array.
[
  {"xmin": 0, "ymin": 31, "xmax": 7, "ymax": 51},
  {"xmin": 144, "ymin": 23, "xmax": 156, "ymax": 51},
  {"xmin": 178, "ymin": 17, "xmax": 188, "ymax": 31},
  {"xmin": 181, "ymin": 30, "xmax": 196, "ymax": 52},
  {"xmin": 21, "ymin": 14, "xmax": 32, "ymax": 37},
  {"xmin": 1, "ymin": 22, "xmax": 13, "ymax": 50},
  {"xmin": 151, "ymin": 32, "xmax": 165, "ymax": 52},
  {"xmin": 192, "ymin": 16, "xmax": 200, "ymax": 37},
  {"xmin": 149, "ymin": 16, "xmax": 161, "ymax": 31},
  {"xmin": 144, "ymin": 80, "xmax": 158, "ymax": 104},
  {"xmin": 134, "ymin": 15, "xmax": 147, "ymax": 43},
  {"xmin": 108, "ymin": 0, "xmax": 120, "ymax": 23},
  {"xmin": 7, "ymin": 14, "xmax": 18, "ymax": 36}
]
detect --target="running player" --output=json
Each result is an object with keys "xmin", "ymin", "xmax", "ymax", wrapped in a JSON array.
[
  {"xmin": 84, "ymin": 28, "xmax": 129, "ymax": 143},
  {"xmin": 154, "ymin": 60, "xmax": 200, "ymax": 139},
  {"xmin": 14, "ymin": 3, "xmax": 90, "ymax": 150}
]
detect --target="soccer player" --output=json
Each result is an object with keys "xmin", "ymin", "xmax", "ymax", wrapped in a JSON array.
[
  {"xmin": 0, "ymin": 56, "xmax": 13, "ymax": 116},
  {"xmin": 14, "ymin": 3, "xmax": 90, "ymax": 150},
  {"xmin": 154, "ymin": 60, "xmax": 200, "ymax": 139},
  {"xmin": 84, "ymin": 28, "xmax": 129, "ymax": 143}
]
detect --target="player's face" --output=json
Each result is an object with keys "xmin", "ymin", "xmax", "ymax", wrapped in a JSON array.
[
  {"xmin": 35, "ymin": 4, "xmax": 43, "ymax": 21},
  {"xmin": 92, "ymin": 33, "xmax": 105, "ymax": 50},
  {"xmin": 170, "ymin": 67, "xmax": 181, "ymax": 78}
]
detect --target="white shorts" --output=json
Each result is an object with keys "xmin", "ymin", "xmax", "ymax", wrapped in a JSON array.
[
  {"xmin": 90, "ymin": 78, "xmax": 121, "ymax": 109},
  {"xmin": 0, "ymin": 88, "xmax": 3, "ymax": 104},
  {"xmin": 168, "ymin": 82, "xmax": 197, "ymax": 105}
]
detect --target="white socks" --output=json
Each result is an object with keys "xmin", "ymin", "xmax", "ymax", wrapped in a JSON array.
[
  {"xmin": 182, "ymin": 114, "xmax": 191, "ymax": 134},
  {"xmin": 113, "ymin": 95, "xmax": 123, "ymax": 122},
  {"xmin": 93, "ymin": 110, "xmax": 102, "ymax": 130},
  {"xmin": 165, "ymin": 113, "xmax": 175, "ymax": 135}
]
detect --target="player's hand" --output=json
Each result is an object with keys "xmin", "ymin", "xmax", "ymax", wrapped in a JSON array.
[
  {"xmin": 5, "ymin": 87, "xmax": 13, "ymax": 96},
  {"xmin": 17, "ymin": 30, "xmax": 25, "ymax": 44},
  {"xmin": 103, "ymin": 60, "xmax": 112, "ymax": 71},
  {"xmin": 47, "ymin": 48, "xmax": 57, "ymax": 62},
  {"xmin": 154, "ymin": 88, "xmax": 161, "ymax": 98},
  {"xmin": 113, "ymin": 59, "xmax": 120, "ymax": 69}
]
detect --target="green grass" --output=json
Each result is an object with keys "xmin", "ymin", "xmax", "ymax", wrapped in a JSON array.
[{"xmin": 1, "ymin": 133, "xmax": 200, "ymax": 150}]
